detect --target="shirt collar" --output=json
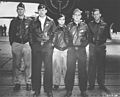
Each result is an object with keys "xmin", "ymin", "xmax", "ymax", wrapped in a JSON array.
[
  {"xmin": 58, "ymin": 25, "xmax": 65, "ymax": 28},
  {"xmin": 38, "ymin": 16, "xmax": 46, "ymax": 22},
  {"xmin": 73, "ymin": 20, "xmax": 82, "ymax": 26},
  {"xmin": 17, "ymin": 16, "xmax": 26, "ymax": 20},
  {"xmin": 94, "ymin": 19, "xmax": 103, "ymax": 24}
]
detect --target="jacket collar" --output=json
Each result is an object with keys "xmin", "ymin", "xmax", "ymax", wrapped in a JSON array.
[
  {"xmin": 72, "ymin": 20, "xmax": 83, "ymax": 26},
  {"xmin": 57, "ymin": 25, "xmax": 66, "ymax": 28},
  {"xmin": 93, "ymin": 19, "xmax": 104, "ymax": 24},
  {"xmin": 34, "ymin": 16, "xmax": 51, "ymax": 31},
  {"xmin": 17, "ymin": 15, "xmax": 26, "ymax": 20},
  {"xmin": 36, "ymin": 16, "xmax": 50, "ymax": 22}
]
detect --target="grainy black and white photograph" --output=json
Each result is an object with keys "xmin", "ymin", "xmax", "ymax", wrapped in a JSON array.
[{"xmin": 0, "ymin": 0, "xmax": 120, "ymax": 97}]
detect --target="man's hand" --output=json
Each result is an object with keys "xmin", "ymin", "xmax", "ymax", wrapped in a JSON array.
[{"xmin": 42, "ymin": 35, "xmax": 50, "ymax": 41}]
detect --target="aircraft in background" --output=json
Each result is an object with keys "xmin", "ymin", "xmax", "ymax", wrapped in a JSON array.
[
  {"xmin": 0, "ymin": 0, "xmax": 45, "ymax": 19},
  {"xmin": 0, "ymin": 17, "xmax": 14, "ymax": 19},
  {"xmin": 0, "ymin": 0, "xmax": 77, "ymax": 20}
]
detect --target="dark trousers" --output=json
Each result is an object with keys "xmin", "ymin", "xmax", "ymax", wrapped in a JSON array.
[
  {"xmin": 88, "ymin": 43, "xmax": 106, "ymax": 87},
  {"xmin": 65, "ymin": 47, "xmax": 87, "ymax": 92},
  {"xmin": 31, "ymin": 42, "xmax": 53, "ymax": 92}
]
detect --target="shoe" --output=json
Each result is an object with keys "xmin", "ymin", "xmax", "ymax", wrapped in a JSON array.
[
  {"xmin": 13, "ymin": 84, "xmax": 20, "ymax": 91},
  {"xmin": 26, "ymin": 84, "xmax": 31, "ymax": 91},
  {"xmin": 81, "ymin": 91, "xmax": 88, "ymax": 97},
  {"xmin": 47, "ymin": 92, "xmax": 53, "ymax": 97},
  {"xmin": 53, "ymin": 85, "xmax": 59, "ymax": 90},
  {"xmin": 64, "ymin": 91, "xmax": 72, "ymax": 97},
  {"xmin": 99, "ymin": 86, "xmax": 111, "ymax": 94},
  {"xmin": 33, "ymin": 91, "xmax": 40, "ymax": 97},
  {"xmin": 88, "ymin": 86, "xmax": 94, "ymax": 90}
]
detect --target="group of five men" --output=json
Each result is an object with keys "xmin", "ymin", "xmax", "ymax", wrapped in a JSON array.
[{"xmin": 9, "ymin": 2, "xmax": 111, "ymax": 97}]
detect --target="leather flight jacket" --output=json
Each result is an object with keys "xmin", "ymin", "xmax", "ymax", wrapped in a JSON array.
[
  {"xmin": 88, "ymin": 20, "xmax": 111, "ymax": 46},
  {"xmin": 9, "ymin": 16, "xmax": 32, "ymax": 45},
  {"xmin": 53, "ymin": 25, "xmax": 70, "ymax": 51},
  {"xmin": 67, "ymin": 21, "xmax": 89, "ymax": 47},
  {"xmin": 29, "ymin": 16, "xmax": 56, "ymax": 46}
]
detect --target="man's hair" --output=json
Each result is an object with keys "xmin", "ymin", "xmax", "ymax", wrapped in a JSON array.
[
  {"xmin": 73, "ymin": 8, "xmax": 82, "ymax": 15},
  {"xmin": 56, "ymin": 14, "xmax": 65, "ymax": 20},
  {"xmin": 92, "ymin": 8, "xmax": 101, "ymax": 14},
  {"xmin": 38, "ymin": 4, "xmax": 46, "ymax": 10}
]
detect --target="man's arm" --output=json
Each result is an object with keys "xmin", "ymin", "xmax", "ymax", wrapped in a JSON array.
[
  {"xmin": 105, "ymin": 24, "xmax": 112, "ymax": 40},
  {"xmin": 87, "ymin": 23, "xmax": 94, "ymax": 44},
  {"xmin": 9, "ymin": 20, "xmax": 14, "ymax": 46},
  {"xmin": 82, "ymin": 24, "xmax": 89, "ymax": 47},
  {"xmin": 28, "ymin": 19, "xmax": 34, "ymax": 46},
  {"xmin": 49, "ymin": 20, "xmax": 56, "ymax": 42}
]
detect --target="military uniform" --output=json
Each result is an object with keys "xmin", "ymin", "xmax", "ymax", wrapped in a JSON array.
[
  {"xmin": 9, "ymin": 16, "xmax": 32, "ymax": 86},
  {"xmin": 29, "ymin": 16, "xmax": 56, "ymax": 93},
  {"xmin": 65, "ymin": 21, "xmax": 89, "ymax": 92},
  {"xmin": 88, "ymin": 20, "xmax": 111, "ymax": 88},
  {"xmin": 52, "ymin": 25, "xmax": 70, "ymax": 88}
]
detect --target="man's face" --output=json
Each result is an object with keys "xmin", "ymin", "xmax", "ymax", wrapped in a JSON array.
[
  {"xmin": 93, "ymin": 10, "xmax": 101, "ymax": 21},
  {"xmin": 73, "ymin": 12, "xmax": 82, "ymax": 22},
  {"xmin": 58, "ymin": 16, "xmax": 65, "ymax": 26},
  {"xmin": 38, "ymin": 8, "xmax": 47, "ymax": 17},
  {"xmin": 17, "ymin": 7, "xmax": 25, "ymax": 16}
]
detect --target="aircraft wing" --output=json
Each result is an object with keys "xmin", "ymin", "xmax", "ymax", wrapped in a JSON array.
[{"xmin": 0, "ymin": 17, "xmax": 14, "ymax": 19}]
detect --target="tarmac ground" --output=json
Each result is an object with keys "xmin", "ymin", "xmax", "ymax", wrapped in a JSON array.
[{"xmin": 0, "ymin": 32, "xmax": 120, "ymax": 97}]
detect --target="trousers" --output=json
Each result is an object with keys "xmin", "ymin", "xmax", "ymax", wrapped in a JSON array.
[
  {"xmin": 12, "ymin": 42, "xmax": 31, "ymax": 84},
  {"xmin": 31, "ymin": 42, "xmax": 53, "ymax": 92},
  {"xmin": 52, "ymin": 48, "xmax": 68, "ymax": 85},
  {"xmin": 65, "ymin": 47, "xmax": 87, "ymax": 92},
  {"xmin": 88, "ymin": 43, "xmax": 106, "ymax": 87}
]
